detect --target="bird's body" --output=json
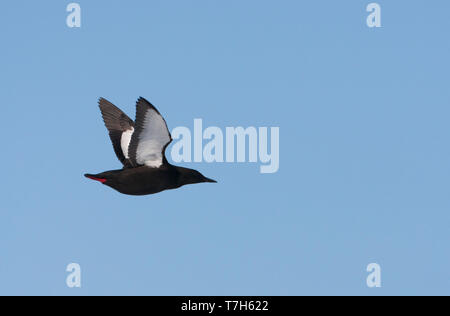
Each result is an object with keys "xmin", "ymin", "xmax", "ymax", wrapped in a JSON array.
[
  {"xmin": 86, "ymin": 165, "xmax": 215, "ymax": 196},
  {"xmin": 85, "ymin": 97, "xmax": 216, "ymax": 196}
]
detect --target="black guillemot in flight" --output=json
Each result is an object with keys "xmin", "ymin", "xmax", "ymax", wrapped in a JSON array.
[{"xmin": 84, "ymin": 97, "xmax": 216, "ymax": 195}]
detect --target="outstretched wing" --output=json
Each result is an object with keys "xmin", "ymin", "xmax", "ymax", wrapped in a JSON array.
[
  {"xmin": 98, "ymin": 98, "xmax": 135, "ymax": 167},
  {"xmin": 128, "ymin": 97, "xmax": 172, "ymax": 168}
]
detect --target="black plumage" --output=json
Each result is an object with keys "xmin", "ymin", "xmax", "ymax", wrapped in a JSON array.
[{"xmin": 85, "ymin": 97, "xmax": 216, "ymax": 195}]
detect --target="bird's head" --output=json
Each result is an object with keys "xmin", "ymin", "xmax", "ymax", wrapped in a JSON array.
[{"xmin": 177, "ymin": 167, "xmax": 217, "ymax": 186}]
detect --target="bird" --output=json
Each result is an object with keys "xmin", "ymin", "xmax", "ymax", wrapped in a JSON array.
[{"xmin": 84, "ymin": 97, "xmax": 216, "ymax": 195}]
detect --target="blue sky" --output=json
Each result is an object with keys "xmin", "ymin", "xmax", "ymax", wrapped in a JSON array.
[{"xmin": 0, "ymin": 0, "xmax": 449, "ymax": 295}]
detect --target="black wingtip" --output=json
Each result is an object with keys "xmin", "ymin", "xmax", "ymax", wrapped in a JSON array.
[
  {"xmin": 98, "ymin": 97, "xmax": 108, "ymax": 108},
  {"xmin": 137, "ymin": 96, "xmax": 150, "ymax": 105},
  {"xmin": 136, "ymin": 96, "xmax": 161, "ymax": 114}
]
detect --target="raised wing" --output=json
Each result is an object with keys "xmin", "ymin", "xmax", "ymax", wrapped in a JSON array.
[
  {"xmin": 98, "ymin": 98, "xmax": 135, "ymax": 167},
  {"xmin": 128, "ymin": 97, "xmax": 172, "ymax": 168}
]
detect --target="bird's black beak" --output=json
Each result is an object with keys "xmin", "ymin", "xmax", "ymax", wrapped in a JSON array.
[{"xmin": 203, "ymin": 177, "xmax": 217, "ymax": 183}]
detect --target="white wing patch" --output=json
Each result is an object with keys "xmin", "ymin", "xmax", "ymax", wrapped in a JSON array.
[
  {"xmin": 121, "ymin": 128, "xmax": 134, "ymax": 159},
  {"xmin": 135, "ymin": 108, "xmax": 171, "ymax": 168}
]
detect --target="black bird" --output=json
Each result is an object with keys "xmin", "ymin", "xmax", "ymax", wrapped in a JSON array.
[{"xmin": 85, "ymin": 97, "xmax": 216, "ymax": 195}]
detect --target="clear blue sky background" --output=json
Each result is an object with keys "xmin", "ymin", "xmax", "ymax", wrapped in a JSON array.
[{"xmin": 1, "ymin": 0, "xmax": 449, "ymax": 296}]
